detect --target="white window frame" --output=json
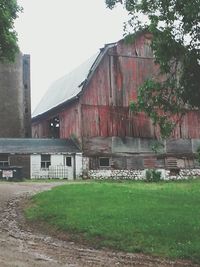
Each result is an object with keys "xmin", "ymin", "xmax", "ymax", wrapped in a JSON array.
[
  {"xmin": 41, "ymin": 154, "xmax": 51, "ymax": 169},
  {"xmin": 0, "ymin": 155, "xmax": 9, "ymax": 167}
]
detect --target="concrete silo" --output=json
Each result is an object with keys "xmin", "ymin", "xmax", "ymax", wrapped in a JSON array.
[{"xmin": 0, "ymin": 53, "xmax": 31, "ymax": 137}]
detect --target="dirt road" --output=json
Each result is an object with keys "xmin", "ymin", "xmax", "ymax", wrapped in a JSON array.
[{"xmin": 0, "ymin": 182, "xmax": 198, "ymax": 267}]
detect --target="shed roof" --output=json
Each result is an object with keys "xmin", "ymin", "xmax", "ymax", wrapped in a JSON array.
[
  {"xmin": 32, "ymin": 43, "xmax": 116, "ymax": 118},
  {"xmin": 0, "ymin": 138, "xmax": 80, "ymax": 154}
]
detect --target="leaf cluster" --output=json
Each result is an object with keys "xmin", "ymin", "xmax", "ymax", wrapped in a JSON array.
[
  {"xmin": 0, "ymin": 0, "xmax": 22, "ymax": 62},
  {"xmin": 130, "ymin": 78, "xmax": 183, "ymax": 137}
]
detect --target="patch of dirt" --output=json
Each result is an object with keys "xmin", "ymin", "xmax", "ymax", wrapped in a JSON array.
[{"xmin": 0, "ymin": 182, "xmax": 199, "ymax": 267}]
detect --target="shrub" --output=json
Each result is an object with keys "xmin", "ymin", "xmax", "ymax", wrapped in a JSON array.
[
  {"xmin": 145, "ymin": 169, "xmax": 153, "ymax": 182},
  {"xmin": 145, "ymin": 169, "xmax": 161, "ymax": 182}
]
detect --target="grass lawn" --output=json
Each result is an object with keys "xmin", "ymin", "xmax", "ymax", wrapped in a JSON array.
[{"xmin": 25, "ymin": 180, "xmax": 200, "ymax": 262}]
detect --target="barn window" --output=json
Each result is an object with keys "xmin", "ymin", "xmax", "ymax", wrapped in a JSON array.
[
  {"xmin": 0, "ymin": 155, "xmax": 9, "ymax": 167},
  {"xmin": 66, "ymin": 156, "xmax": 72, "ymax": 167},
  {"xmin": 49, "ymin": 116, "xmax": 60, "ymax": 138},
  {"xmin": 99, "ymin": 157, "xmax": 110, "ymax": 167},
  {"xmin": 41, "ymin": 155, "xmax": 51, "ymax": 169}
]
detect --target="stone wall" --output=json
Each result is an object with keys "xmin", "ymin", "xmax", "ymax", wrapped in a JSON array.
[{"xmin": 88, "ymin": 169, "xmax": 200, "ymax": 180}]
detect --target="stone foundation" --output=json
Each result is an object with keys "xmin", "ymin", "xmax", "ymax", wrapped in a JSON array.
[{"xmin": 88, "ymin": 169, "xmax": 200, "ymax": 180}]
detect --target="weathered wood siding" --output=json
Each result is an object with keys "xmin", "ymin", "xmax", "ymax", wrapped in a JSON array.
[
  {"xmin": 32, "ymin": 31, "xmax": 200, "ymax": 161},
  {"xmin": 80, "ymin": 33, "xmax": 158, "ymax": 141},
  {"xmin": 32, "ymin": 101, "xmax": 81, "ymax": 140},
  {"xmin": 174, "ymin": 111, "xmax": 200, "ymax": 138},
  {"xmin": 32, "ymin": 118, "xmax": 50, "ymax": 138},
  {"xmin": 59, "ymin": 102, "xmax": 81, "ymax": 140},
  {"xmin": 80, "ymin": 33, "xmax": 200, "ymax": 143}
]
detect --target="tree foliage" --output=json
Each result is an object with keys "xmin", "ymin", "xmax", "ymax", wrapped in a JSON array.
[
  {"xmin": 106, "ymin": 0, "xmax": 200, "ymax": 137},
  {"xmin": 0, "ymin": 0, "xmax": 22, "ymax": 62}
]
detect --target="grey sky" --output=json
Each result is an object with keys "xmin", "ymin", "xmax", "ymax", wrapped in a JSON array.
[{"xmin": 15, "ymin": 0, "xmax": 128, "ymax": 112}]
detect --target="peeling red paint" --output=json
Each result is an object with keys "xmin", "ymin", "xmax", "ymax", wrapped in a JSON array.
[{"xmin": 32, "ymin": 32, "xmax": 200, "ymax": 143}]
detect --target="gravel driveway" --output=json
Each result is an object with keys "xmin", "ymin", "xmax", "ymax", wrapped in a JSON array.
[{"xmin": 0, "ymin": 182, "xmax": 198, "ymax": 267}]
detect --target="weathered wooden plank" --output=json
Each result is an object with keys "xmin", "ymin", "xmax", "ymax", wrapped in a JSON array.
[
  {"xmin": 143, "ymin": 157, "xmax": 156, "ymax": 168},
  {"xmin": 166, "ymin": 139, "xmax": 192, "ymax": 154},
  {"xmin": 112, "ymin": 137, "xmax": 139, "ymax": 153}
]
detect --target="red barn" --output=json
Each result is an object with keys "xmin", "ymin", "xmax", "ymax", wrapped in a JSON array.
[{"xmin": 32, "ymin": 31, "xmax": 200, "ymax": 176}]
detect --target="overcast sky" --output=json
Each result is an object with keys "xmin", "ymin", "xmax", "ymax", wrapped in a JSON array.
[{"xmin": 14, "ymin": 0, "xmax": 128, "ymax": 112}]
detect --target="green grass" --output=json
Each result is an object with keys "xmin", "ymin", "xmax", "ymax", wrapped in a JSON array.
[{"xmin": 25, "ymin": 180, "xmax": 200, "ymax": 262}]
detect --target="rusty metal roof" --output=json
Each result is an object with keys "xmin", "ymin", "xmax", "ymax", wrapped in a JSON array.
[
  {"xmin": 0, "ymin": 138, "xmax": 80, "ymax": 154},
  {"xmin": 32, "ymin": 43, "xmax": 116, "ymax": 118}
]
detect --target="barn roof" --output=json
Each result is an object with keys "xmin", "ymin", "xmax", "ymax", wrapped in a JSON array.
[
  {"xmin": 0, "ymin": 138, "xmax": 80, "ymax": 154},
  {"xmin": 32, "ymin": 43, "xmax": 116, "ymax": 118}
]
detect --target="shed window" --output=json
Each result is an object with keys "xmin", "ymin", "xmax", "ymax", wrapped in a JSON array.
[
  {"xmin": 0, "ymin": 155, "xmax": 9, "ymax": 167},
  {"xmin": 66, "ymin": 156, "xmax": 72, "ymax": 167},
  {"xmin": 41, "ymin": 155, "xmax": 51, "ymax": 169},
  {"xmin": 99, "ymin": 157, "xmax": 110, "ymax": 167}
]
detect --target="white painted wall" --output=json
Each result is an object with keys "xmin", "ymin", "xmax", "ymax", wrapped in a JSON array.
[
  {"xmin": 31, "ymin": 154, "xmax": 41, "ymax": 178},
  {"xmin": 49, "ymin": 154, "xmax": 68, "ymax": 179},
  {"xmin": 30, "ymin": 153, "xmax": 83, "ymax": 180},
  {"xmin": 75, "ymin": 153, "xmax": 83, "ymax": 179},
  {"xmin": 31, "ymin": 154, "xmax": 49, "ymax": 178},
  {"xmin": 51, "ymin": 154, "xmax": 63, "ymax": 165}
]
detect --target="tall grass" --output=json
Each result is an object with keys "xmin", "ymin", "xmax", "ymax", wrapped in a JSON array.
[{"xmin": 25, "ymin": 180, "xmax": 200, "ymax": 262}]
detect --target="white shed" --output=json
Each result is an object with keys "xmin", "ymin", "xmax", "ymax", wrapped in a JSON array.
[
  {"xmin": 0, "ymin": 138, "xmax": 82, "ymax": 180},
  {"xmin": 31, "ymin": 152, "xmax": 82, "ymax": 180}
]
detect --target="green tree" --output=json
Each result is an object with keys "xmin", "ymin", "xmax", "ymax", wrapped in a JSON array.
[
  {"xmin": 0, "ymin": 0, "xmax": 22, "ymax": 62},
  {"xmin": 106, "ymin": 0, "xmax": 200, "ymax": 137}
]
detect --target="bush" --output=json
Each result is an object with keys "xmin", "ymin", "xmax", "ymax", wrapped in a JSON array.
[
  {"xmin": 145, "ymin": 169, "xmax": 161, "ymax": 182},
  {"xmin": 145, "ymin": 169, "xmax": 152, "ymax": 182}
]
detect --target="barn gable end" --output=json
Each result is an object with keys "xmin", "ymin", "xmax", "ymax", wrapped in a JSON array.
[{"xmin": 31, "ymin": 32, "xmax": 200, "ymax": 174}]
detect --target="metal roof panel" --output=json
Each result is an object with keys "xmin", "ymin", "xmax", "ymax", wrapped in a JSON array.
[
  {"xmin": 32, "ymin": 53, "xmax": 99, "ymax": 117},
  {"xmin": 0, "ymin": 138, "xmax": 80, "ymax": 154},
  {"xmin": 32, "ymin": 43, "xmax": 116, "ymax": 118}
]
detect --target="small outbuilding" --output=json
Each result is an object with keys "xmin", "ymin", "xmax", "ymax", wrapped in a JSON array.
[{"xmin": 0, "ymin": 138, "xmax": 82, "ymax": 180}]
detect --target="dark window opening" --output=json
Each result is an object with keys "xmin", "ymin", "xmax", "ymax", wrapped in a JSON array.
[
  {"xmin": 66, "ymin": 156, "xmax": 72, "ymax": 167},
  {"xmin": 24, "ymin": 84, "xmax": 28, "ymax": 89},
  {"xmin": 41, "ymin": 155, "xmax": 51, "ymax": 169},
  {"xmin": 99, "ymin": 157, "xmax": 110, "ymax": 167},
  {"xmin": 49, "ymin": 116, "xmax": 60, "ymax": 138},
  {"xmin": 25, "ymin": 107, "xmax": 28, "ymax": 113},
  {"xmin": 156, "ymin": 158, "xmax": 165, "ymax": 168},
  {"xmin": 0, "ymin": 155, "xmax": 9, "ymax": 167}
]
